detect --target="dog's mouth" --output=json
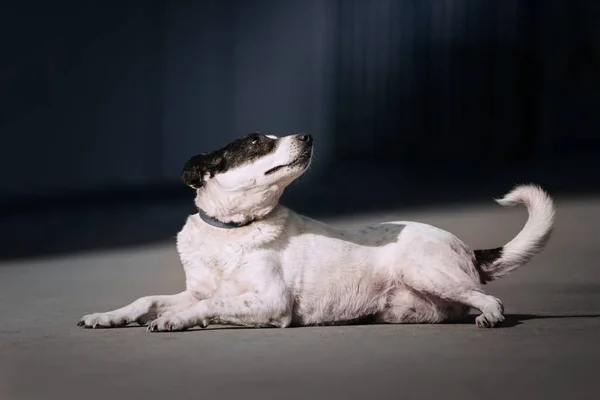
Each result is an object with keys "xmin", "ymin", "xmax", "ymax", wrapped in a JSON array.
[{"xmin": 264, "ymin": 151, "xmax": 312, "ymax": 175}]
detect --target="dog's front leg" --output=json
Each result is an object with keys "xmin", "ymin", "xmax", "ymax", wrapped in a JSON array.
[
  {"xmin": 78, "ymin": 291, "xmax": 200, "ymax": 328},
  {"xmin": 147, "ymin": 292, "xmax": 291, "ymax": 332}
]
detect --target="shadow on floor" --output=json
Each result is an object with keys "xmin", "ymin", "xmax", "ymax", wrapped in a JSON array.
[
  {"xmin": 76, "ymin": 314, "xmax": 600, "ymax": 332},
  {"xmin": 455, "ymin": 313, "xmax": 600, "ymax": 328}
]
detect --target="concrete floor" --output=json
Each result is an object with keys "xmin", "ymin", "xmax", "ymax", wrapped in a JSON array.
[{"xmin": 1, "ymin": 196, "xmax": 599, "ymax": 400}]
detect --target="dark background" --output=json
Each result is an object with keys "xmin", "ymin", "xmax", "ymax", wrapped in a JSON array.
[{"xmin": 1, "ymin": 0, "xmax": 599, "ymax": 260}]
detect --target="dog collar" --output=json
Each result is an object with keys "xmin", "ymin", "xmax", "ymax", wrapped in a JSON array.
[{"xmin": 197, "ymin": 208, "xmax": 253, "ymax": 229}]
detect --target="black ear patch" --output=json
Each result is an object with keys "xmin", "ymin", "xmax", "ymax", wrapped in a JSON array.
[{"xmin": 181, "ymin": 153, "xmax": 225, "ymax": 189}]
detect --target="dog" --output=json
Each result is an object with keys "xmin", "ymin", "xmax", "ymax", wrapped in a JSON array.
[{"xmin": 78, "ymin": 132, "xmax": 555, "ymax": 331}]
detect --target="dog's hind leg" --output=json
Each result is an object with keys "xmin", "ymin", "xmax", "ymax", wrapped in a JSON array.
[
  {"xmin": 376, "ymin": 287, "xmax": 469, "ymax": 324},
  {"xmin": 456, "ymin": 290, "xmax": 504, "ymax": 328},
  {"xmin": 410, "ymin": 285, "xmax": 504, "ymax": 328},
  {"xmin": 397, "ymin": 242, "xmax": 505, "ymax": 327},
  {"xmin": 77, "ymin": 291, "xmax": 199, "ymax": 329},
  {"xmin": 405, "ymin": 284, "xmax": 504, "ymax": 328}
]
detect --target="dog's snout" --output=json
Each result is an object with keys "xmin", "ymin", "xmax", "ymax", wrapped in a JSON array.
[{"xmin": 296, "ymin": 134, "xmax": 313, "ymax": 144}]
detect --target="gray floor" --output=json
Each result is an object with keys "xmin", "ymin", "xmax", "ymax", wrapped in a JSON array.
[{"xmin": 1, "ymin": 196, "xmax": 599, "ymax": 400}]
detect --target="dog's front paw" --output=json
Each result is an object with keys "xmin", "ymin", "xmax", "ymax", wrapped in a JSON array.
[
  {"xmin": 77, "ymin": 313, "xmax": 126, "ymax": 329},
  {"xmin": 146, "ymin": 316, "xmax": 189, "ymax": 332}
]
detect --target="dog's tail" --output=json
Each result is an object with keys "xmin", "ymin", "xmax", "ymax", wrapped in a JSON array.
[{"xmin": 474, "ymin": 184, "xmax": 555, "ymax": 284}]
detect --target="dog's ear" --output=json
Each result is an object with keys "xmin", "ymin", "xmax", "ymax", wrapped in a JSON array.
[{"xmin": 181, "ymin": 153, "xmax": 225, "ymax": 189}]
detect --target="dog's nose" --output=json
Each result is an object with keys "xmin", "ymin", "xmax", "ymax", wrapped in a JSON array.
[{"xmin": 297, "ymin": 134, "xmax": 313, "ymax": 144}]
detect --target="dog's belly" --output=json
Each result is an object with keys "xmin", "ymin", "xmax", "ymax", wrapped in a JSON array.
[{"xmin": 290, "ymin": 263, "xmax": 393, "ymax": 326}]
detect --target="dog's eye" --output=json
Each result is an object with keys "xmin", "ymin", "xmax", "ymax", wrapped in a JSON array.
[{"xmin": 250, "ymin": 136, "xmax": 260, "ymax": 144}]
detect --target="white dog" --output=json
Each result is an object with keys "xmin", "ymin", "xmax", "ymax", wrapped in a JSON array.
[{"xmin": 78, "ymin": 133, "xmax": 555, "ymax": 331}]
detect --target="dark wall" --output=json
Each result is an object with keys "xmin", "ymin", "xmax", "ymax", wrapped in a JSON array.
[
  {"xmin": 1, "ymin": 0, "xmax": 599, "ymax": 259},
  {"xmin": 333, "ymin": 0, "xmax": 600, "ymax": 164},
  {"xmin": 2, "ymin": 0, "xmax": 599, "ymax": 199},
  {"xmin": 1, "ymin": 0, "xmax": 335, "ymax": 199},
  {"xmin": 1, "ymin": 3, "xmax": 163, "ymax": 198}
]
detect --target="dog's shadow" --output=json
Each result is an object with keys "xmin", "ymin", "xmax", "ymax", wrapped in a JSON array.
[
  {"xmin": 173, "ymin": 314, "xmax": 600, "ymax": 331},
  {"xmin": 95, "ymin": 313, "xmax": 600, "ymax": 332},
  {"xmin": 446, "ymin": 313, "xmax": 600, "ymax": 328}
]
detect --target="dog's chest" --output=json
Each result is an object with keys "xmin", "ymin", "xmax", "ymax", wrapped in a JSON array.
[{"xmin": 176, "ymin": 215, "xmax": 252, "ymax": 296}]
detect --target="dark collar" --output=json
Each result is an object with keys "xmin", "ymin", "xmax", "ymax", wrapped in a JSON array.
[{"xmin": 197, "ymin": 208, "xmax": 253, "ymax": 229}]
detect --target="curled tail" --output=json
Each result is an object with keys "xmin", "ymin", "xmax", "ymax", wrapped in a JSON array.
[{"xmin": 474, "ymin": 184, "xmax": 555, "ymax": 284}]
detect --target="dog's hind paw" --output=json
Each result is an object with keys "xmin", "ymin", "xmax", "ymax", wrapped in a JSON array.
[{"xmin": 475, "ymin": 312, "xmax": 505, "ymax": 328}]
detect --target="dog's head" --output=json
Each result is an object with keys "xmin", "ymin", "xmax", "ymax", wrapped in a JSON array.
[{"xmin": 182, "ymin": 133, "xmax": 313, "ymax": 224}]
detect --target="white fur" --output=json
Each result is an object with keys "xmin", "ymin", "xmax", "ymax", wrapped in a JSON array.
[
  {"xmin": 78, "ymin": 135, "xmax": 555, "ymax": 331},
  {"xmin": 488, "ymin": 184, "xmax": 555, "ymax": 278}
]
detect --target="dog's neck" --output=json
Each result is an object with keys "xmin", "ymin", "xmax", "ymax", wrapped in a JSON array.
[
  {"xmin": 197, "ymin": 208, "xmax": 252, "ymax": 228},
  {"xmin": 194, "ymin": 184, "xmax": 283, "ymax": 227}
]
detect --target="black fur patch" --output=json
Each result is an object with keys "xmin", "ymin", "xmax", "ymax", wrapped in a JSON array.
[
  {"xmin": 181, "ymin": 153, "xmax": 226, "ymax": 189},
  {"xmin": 181, "ymin": 133, "xmax": 278, "ymax": 188},
  {"xmin": 473, "ymin": 247, "xmax": 503, "ymax": 284}
]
